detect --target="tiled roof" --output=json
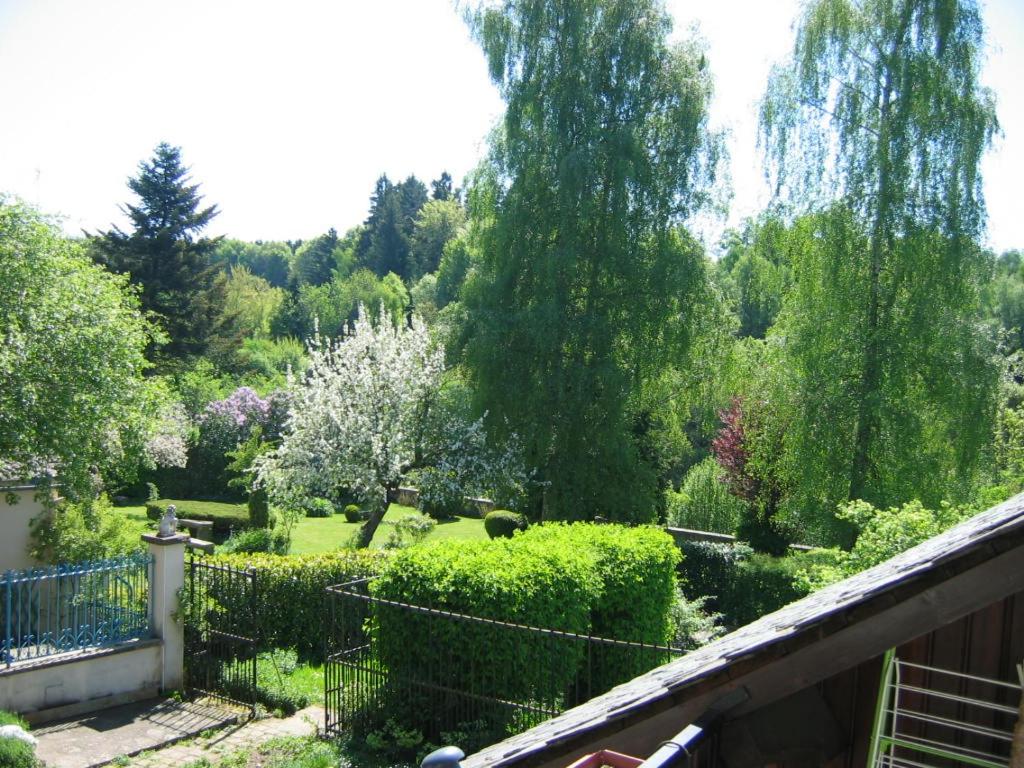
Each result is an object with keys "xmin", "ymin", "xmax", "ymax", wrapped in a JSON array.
[{"xmin": 465, "ymin": 493, "xmax": 1024, "ymax": 767}]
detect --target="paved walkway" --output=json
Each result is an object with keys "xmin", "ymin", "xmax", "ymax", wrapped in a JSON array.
[
  {"xmin": 33, "ymin": 697, "xmax": 322, "ymax": 768},
  {"xmin": 124, "ymin": 706, "xmax": 322, "ymax": 768}
]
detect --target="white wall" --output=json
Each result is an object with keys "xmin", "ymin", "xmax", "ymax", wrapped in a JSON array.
[
  {"xmin": 0, "ymin": 640, "xmax": 162, "ymax": 719},
  {"xmin": 0, "ymin": 485, "xmax": 48, "ymax": 572}
]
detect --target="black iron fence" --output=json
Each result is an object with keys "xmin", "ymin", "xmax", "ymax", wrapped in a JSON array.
[
  {"xmin": 325, "ymin": 577, "xmax": 683, "ymax": 745},
  {"xmin": 183, "ymin": 554, "xmax": 259, "ymax": 712}
]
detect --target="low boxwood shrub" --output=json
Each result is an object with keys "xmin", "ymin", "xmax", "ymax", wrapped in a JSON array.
[
  {"xmin": 210, "ymin": 549, "xmax": 386, "ymax": 660},
  {"xmin": 483, "ymin": 510, "xmax": 527, "ymax": 539},
  {"xmin": 344, "ymin": 504, "xmax": 362, "ymax": 523},
  {"xmin": 145, "ymin": 498, "xmax": 249, "ymax": 534},
  {"xmin": 369, "ymin": 538, "xmax": 599, "ymax": 736},
  {"xmin": 515, "ymin": 523, "xmax": 681, "ymax": 691}
]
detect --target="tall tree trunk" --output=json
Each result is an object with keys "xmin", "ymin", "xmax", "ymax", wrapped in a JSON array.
[{"xmin": 355, "ymin": 487, "xmax": 390, "ymax": 548}]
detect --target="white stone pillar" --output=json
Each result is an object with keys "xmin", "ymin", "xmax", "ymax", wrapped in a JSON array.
[{"xmin": 143, "ymin": 533, "xmax": 189, "ymax": 693}]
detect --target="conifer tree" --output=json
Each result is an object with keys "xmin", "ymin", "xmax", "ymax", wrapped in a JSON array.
[{"xmin": 93, "ymin": 142, "xmax": 224, "ymax": 366}]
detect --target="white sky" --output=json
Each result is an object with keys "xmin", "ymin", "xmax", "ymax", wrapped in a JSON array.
[{"xmin": 0, "ymin": 0, "xmax": 1021, "ymax": 253}]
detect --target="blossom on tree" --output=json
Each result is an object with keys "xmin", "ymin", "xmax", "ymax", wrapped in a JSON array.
[{"xmin": 256, "ymin": 304, "xmax": 444, "ymax": 546}]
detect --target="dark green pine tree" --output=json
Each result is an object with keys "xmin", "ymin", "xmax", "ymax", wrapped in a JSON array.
[
  {"xmin": 356, "ymin": 174, "xmax": 429, "ymax": 280},
  {"xmin": 92, "ymin": 142, "xmax": 224, "ymax": 366},
  {"xmin": 431, "ymin": 171, "xmax": 453, "ymax": 201}
]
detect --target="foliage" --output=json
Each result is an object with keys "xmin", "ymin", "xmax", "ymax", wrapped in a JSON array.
[
  {"xmin": 716, "ymin": 215, "xmax": 793, "ymax": 339},
  {"xmin": 291, "ymin": 228, "xmax": 348, "ymax": 287},
  {"xmin": 408, "ymin": 199, "xmax": 466, "ymax": 279},
  {"xmin": 0, "ymin": 198, "xmax": 158, "ymax": 497},
  {"xmin": 210, "ymin": 549, "xmax": 386, "ymax": 660},
  {"xmin": 676, "ymin": 540, "xmax": 817, "ymax": 629},
  {"xmin": 30, "ymin": 494, "xmax": 145, "ymax": 564},
  {"xmin": 434, "ymin": 234, "xmax": 475, "ymax": 308},
  {"xmin": 666, "ymin": 457, "xmax": 744, "ymax": 535},
  {"xmin": 669, "ymin": 591, "xmax": 724, "ymax": 651},
  {"xmin": 761, "ymin": 0, "xmax": 1000, "ymax": 543},
  {"xmin": 225, "ymin": 428, "xmax": 275, "ymax": 527},
  {"xmin": 91, "ymin": 142, "xmax": 224, "ymax": 366},
  {"xmin": 483, "ymin": 510, "xmax": 527, "ymax": 539},
  {"xmin": 235, "ymin": 336, "xmax": 307, "ymax": 383},
  {"xmin": 356, "ymin": 175, "xmax": 430, "ymax": 280},
  {"xmin": 304, "ymin": 498, "xmax": 334, "ymax": 518},
  {"xmin": 795, "ymin": 500, "xmax": 970, "ymax": 591},
  {"xmin": 381, "ymin": 512, "xmax": 436, "ymax": 549},
  {"xmin": 274, "ymin": 269, "xmax": 409, "ymax": 340},
  {"xmin": 143, "ymin": 401, "xmax": 190, "ymax": 470},
  {"xmin": 218, "ymin": 527, "xmax": 289, "ymax": 555},
  {"xmin": 257, "ymin": 304, "xmax": 445, "ymax": 547},
  {"xmin": 369, "ymin": 537, "xmax": 599, "ymax": 734},
  {"xmin": 145, "ymin": 498, "xmax": 249, "ymax": 534},
  {"xmin": 416, "ymin": 409, "xmax": 532, "ymax": 518},
  {"xmin": 0, "ymin": 710, "xmax": 37, "ymax": 768},
  {"xmin": 462, "ymin": 0, "xmax": 721, "ymax": 523},
  {"xmin": 344, "ymin": 504, "xmax": 363, "ymax": 523},
  {"xmin": 221, "ymin": 265, "xmax": 286, "ymax": 340},
  {"xmin": 224, "ymin": 649, "xmax": 314, "ymax": 715},
  {"xmin": 212, "ymin": 238, "xmax": 292, "ymax": 288}
]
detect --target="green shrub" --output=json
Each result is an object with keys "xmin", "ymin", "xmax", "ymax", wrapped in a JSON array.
[
  {"xmin": 677, "ymin": 540, "xmax": 814, "ymax": 629},
  {"xmin": 145, "ymin": 498, "xmax": 249, "ymax": 534},
  {"xmin": 666, "ymin": 457, "xmax": 744, "ymax": 534},
  {"xmin": 210, "ymin": 550, "xmax": 386, "ymax": 660},
  {"xmin": 370, "ymin": 538, "xmax": 599, "ymax": 736},
  {"xmin": 669, "ymin": 591, "xmax": 724, "ymax": 650},
  {"xmin": 304, "ymin": 498, "xmax": 334, "ymax": 518},
  {"xmin": 31, "ymin": 494, "xmax": 145, "ymax": 564},
  {"xmin": 248, "ymin": 488, "xmax": 270, "ymax": 528},
  {"xmin": 381, "ymin": 512, "xmax": 435, "ymax": 549},
  {"xmin": 146, "ymin": 482, "xmax": 160, "ymax": 502},
  {"xmin": 219, "ymin": 527, "xmax": 289, "ymax": 555},
  {"xmin": 0, "ymin": 710, "xmax": 38, "ymax": 768},
  {"xmin": 515, "ymin": 523, "xmax": 680, "ymax": 690},
  {"xmin": 344, "ymin": 504, "xmax": 362, "ymax": 523},
  {"xmin": 483, "ymin": 510, "xmax": 528, "ymax": 538}
]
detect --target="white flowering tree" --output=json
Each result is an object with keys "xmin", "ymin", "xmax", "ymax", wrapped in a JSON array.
[{"xmin": 256, "ymin": 304, "xmax": 445, "ymax": 547}]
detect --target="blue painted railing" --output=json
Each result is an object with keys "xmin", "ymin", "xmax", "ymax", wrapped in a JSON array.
[{"xmin": 1, "ymin": 553, "xmax": 153, "ymax": 667}]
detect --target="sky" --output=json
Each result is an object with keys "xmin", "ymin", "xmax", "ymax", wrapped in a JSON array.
[{"xmin": 0, "ymin": 0, "xmax": 1021, "ymax": 254}]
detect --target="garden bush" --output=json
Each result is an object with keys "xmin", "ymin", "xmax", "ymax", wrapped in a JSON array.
[
  {"xmin": 145, "ymin": 498, "xmax": 250, "ymax": 534},
  {"xmin": 677, "ymin": 540, "xmax": 817, "ymax": 629},
  {"xmin": 666, "ymin": 457, "xmax": 744, "ymax": 534},
  {"xmin": 0, "ymin": 710, "xmax": 38, "ymax": 768},
  {"xmin": 369, "ymin": 538, "xmax": 599, "ymax": 736},
  {"xmin": 218, "ymin": 527, "xmax": 289, "ymax": 555},
  {"xmin": 248, "ymin": 488, "xmax": 270, "ymax": 528},
  {"xmin": 514, "ymin": 523, "xmax": 680, "ymax": 691},
  {"xmin": 344, "ymin": 504, "xmax": 362, "ymax": 523},
  {"xmin": 31, "ymin": 494, "xmax": 145, "ymax": 564},
  {"xmin": 210, "ymin": 549, "xmax": 385, "ymax": 659},
  {"xmin": 483, "ymin": 509, "xmax": 527, "ymax": 538},
  {"xmin": 381, "ymin": 512, "xmax": 435, "ymax": 549},
  {"xmin": 304, "ymin": 498, "xmax": 334, "ymax": 518}
]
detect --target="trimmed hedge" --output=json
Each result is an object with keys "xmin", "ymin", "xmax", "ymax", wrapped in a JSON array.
[
  {"xmin": 368, "ymin": 522, "xmax": 681, "ymax": 735},
  {"xmin": 370, "ymin": 537, "xmax": 600, "ymax": 734},
  {"xmin": 146, "ymin": 498, "xmax": 249, "ymax": 534},
  {"xmin": 483, "ymin": 510, "xmax": 527, "ymax": 538},
  {"xmin": 515, "ymin": 523, "xmax": 680, "ymax": 691},
  {"xmin": 677, "ymin": 541, "xmax": 819, "ymax": 629},
  {"xmin": 210, "ymin": 549, "xmax": 386, "ymax": 659}
]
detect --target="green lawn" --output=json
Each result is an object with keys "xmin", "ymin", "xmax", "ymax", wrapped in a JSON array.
[
  {"xmin": 117, "ymin": 501, "xmax": 487, "ymax": 554},
  {"xmin": 289, "ymin": 504, "xmax": 488, "ymax": 554}
]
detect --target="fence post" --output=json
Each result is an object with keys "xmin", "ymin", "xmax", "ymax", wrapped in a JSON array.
[{"xmin": 142, "ymin": 533, "xmax": 189, "ymax": 693}]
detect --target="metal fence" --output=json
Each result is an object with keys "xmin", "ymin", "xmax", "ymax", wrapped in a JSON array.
[
  {"xmin": 325, "ymin": 577, "xmax": 683, "ymax": 745},
  {"xmin": 183, "ymin": 554, "xmax": 259, "ymax": 713},
  {"xmin": 0, "ymin": 553, "xmax": 152, "ymax": 667}
]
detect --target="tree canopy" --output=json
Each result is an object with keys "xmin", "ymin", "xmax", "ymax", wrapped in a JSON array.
[
  {"xmin": 462, "ymin": 0, "xmax": 722, "ymax": 522},
  {"xmin": 0, "ymin": 198, "xmax": 157, "ymax": 496},
  {"xmin": 91, "ymin": 142, "xmax": 224, "ymax": 367}
]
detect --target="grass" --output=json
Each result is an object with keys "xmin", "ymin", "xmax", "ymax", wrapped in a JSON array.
[
  {"xmin": 289, "ymin": 504, "xmax": 487, "ymax": 554},
  {"xmin": 179, "ymin": 734, "xmax": 419, "ymax": 768},
  {"xmin": 117, "ymin": 500, "xmax": 488, "ymax": 553}
]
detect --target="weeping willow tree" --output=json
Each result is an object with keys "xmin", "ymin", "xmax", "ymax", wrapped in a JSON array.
[
  {"xmin": 460, "ymin": 0, "xmax": 721, "ymax": 522},
  {"xmin": 761, "ymin": 0, "xmax": 1000, "ymax": 544}
]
